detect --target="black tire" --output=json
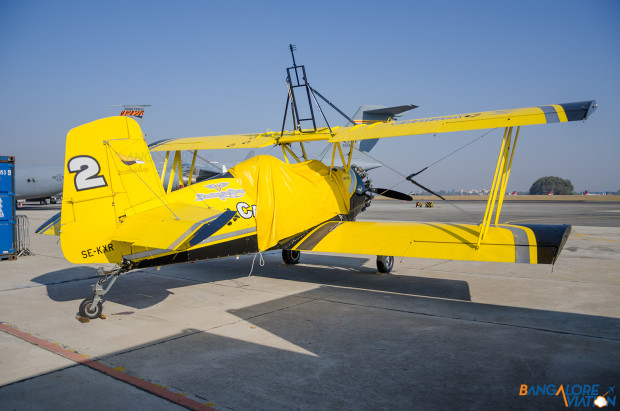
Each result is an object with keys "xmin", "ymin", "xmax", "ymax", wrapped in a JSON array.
[
  {"xmin": 40, "ymin": 199, "xmax": 47, "ymax": 205},
  {"xmin": 79, "ymin": 298, "xmax": 103, "ymax": 319},
  {"xmin": 282, "ymin": 249, "xmax": 301, "ymax": 265},
  {"xmin": 376, "ymin": 255, "xmax": 394, "ymax": 273}
]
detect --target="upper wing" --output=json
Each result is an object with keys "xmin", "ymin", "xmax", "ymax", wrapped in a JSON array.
[
  {"xmin": 149, "ymin": 132, "xmax": 280, "ymax": 152},
  {"xmin": 148, "ymin": 129, "xmax": 335, "ymax": 152},
  {"xmin": 328, "ymin": 100, "xmax": 597, "ymax": 143},
  {"xmin": 292, "ymin": 221, "xmax": 571, "ymax": 265},
  {"xmin": 148, "ymin": 100, "xmax": 596, "ymax": 151},
  {"xmin": 149, "ymin": 132, "xmax": 277, "ymax": 151}
]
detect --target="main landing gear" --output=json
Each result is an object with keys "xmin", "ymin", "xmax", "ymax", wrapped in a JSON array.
[
  {"xmin": 282, "ymin": 249, "xmax": 301, "ymax": 264},
  {"xmin": 78, "ymin": 264, "xmax": 130, "ymax": 319},
  {"xmin": 376, "ymin": 255, "xmax": 394, "ymax": 273},
  {"xmin": 283, "ymin": 250, "xmax": 394, "ymax": 274}
]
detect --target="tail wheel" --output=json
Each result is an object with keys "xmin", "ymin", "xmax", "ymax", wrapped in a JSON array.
[
  {"xmin": 282, "ymin": 249, "xmax": 301, "ymax": 265},
  {"xmin": 377, "ymin": 255, "xmax": 394, "ymax": 273},
  {"xmin": 78, "ymin": 298, "xmax": 103, "ymax": 319}
]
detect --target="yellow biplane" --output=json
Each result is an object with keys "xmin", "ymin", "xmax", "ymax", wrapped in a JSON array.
[{"xmin": 37, "ymin": 50, "xmax": 596, "ymax": 319}]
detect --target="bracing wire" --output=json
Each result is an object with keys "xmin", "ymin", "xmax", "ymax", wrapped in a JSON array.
[
  {"xmin": 353, "ymin": 127, "xmax": 500, "ymax": 221},
  {"xmin": 422, "ymin": 127, "xmax": 498, "ymax": 171}
]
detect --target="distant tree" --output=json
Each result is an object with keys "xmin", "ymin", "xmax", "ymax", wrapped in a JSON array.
[{"xmin": 529, "ymin": 176, "xmax": 574, "ymax": 195}]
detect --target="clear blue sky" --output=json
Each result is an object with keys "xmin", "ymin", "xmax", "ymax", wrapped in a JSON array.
[{"xmin": 1, "ymin": 0, "xmax": 619, "ymax": 192}]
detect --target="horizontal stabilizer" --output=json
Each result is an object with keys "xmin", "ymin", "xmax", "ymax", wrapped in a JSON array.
[
  {"xmin": 111, "ymin": 203, "xmax": 228, "ymax": 250},
  {"xmin": 359, "ymin": 104, "xmax": 418, "ymax": 116},
  {"xmin": 36, "ymin": 212, "xmax": 61, "ymax": 236},
  {"xmin": 350, "ymin": 104, "xmax": 418, "ymax": 125}
]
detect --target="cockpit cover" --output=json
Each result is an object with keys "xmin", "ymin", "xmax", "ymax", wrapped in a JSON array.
[{"xmin": 230, "ymin": 155, "xmax": 350, "ymax": 251}]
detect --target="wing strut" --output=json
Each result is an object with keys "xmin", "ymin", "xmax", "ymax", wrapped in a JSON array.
[
  {"xmin": 476, "ymin": 126, "xmax": 520, "ymax": 248},
  {"xmin": 160, "ymin": 151, "xmax": 170, "ymax": 184},
  {"xmin": 187, "ymin": 150, "xmax": 198, "ymax": 186}
]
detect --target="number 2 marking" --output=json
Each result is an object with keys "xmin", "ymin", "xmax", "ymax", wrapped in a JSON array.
[{"xmin": 67, "ymin": 155, "xmax": 108, "ymax": 191}]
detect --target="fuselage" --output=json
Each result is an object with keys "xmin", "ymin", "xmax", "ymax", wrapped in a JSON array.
[{"xmin": 128, "ymin": 160, "xmax": 368, "ymax": 269}]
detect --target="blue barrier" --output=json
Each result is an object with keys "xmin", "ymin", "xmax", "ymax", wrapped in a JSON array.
[{"xmin": 0, "ymin": 156, "xmax": 16, "ymax": 260}]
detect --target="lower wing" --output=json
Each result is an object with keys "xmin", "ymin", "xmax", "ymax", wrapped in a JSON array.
[{"xmin": 292, "ymin": 221, "xmax": 571, "ymax": 264}]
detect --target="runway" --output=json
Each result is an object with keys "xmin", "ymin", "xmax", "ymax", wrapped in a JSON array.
[
  {"xmin": 1, "ymin": 201, "xmax": 619, "ymax": 410},
  {"xmin": 363, "ymin": 199, "xmax": 620, "ymax": 227}
]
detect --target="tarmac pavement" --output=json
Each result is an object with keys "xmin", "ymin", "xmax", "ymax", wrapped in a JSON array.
[{"xmin": 1, "ymin": 201, "xmax": 619, "ymax": 410}]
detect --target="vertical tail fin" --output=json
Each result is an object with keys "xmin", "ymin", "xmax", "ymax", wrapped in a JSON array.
[{"xmin": 60, "ymin": 116, "xmax": 164, "ymax": 263}]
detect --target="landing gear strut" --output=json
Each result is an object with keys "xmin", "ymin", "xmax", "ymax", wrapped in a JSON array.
[
  {"xmin": 376, "ymin": 255, "xmax": 394, "ymax": 273},
  {"xmin": 78, "ymin": 264, "xmax": 130, "ymax": 319},
  {"xmin": 282, "ymin": 249, "xmax": 301, "ymax": 264}
]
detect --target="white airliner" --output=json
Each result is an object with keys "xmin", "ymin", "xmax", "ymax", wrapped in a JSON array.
[{"xmin": 15, "ymin": 166, "xmax": 64, "ymax": 206}]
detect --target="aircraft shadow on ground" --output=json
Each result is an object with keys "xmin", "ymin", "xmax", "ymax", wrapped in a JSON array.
[
  {"xmin": 254, "ymin": 253, "xmax": 473, "ymax": 301},
  {"xmin": 31, "ymin": 267, "xmax": 175, "ymax": 310},
  {"xmin": 30, "ymin": 252, "xmax": 472, "ymax": 311},
  {"xmin": 3, "ymin": 288, "xmax": 619, "ymax": 409}
]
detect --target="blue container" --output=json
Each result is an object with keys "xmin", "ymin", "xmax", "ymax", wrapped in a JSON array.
[{"xmin": 0, "ymin": 156, "xmax": 16, "ymax": 258}]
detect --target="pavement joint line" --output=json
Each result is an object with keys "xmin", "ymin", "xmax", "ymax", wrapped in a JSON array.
[
  {"xmin": 123, "ymin": 253, "xmax": 620, "ymax": 302},
  {"xmin": 0, "ymin": 322, "xmax": 215, "ymax": 411},
  {"xmin": 224, "ymin": 297, "xmax": 325, "ymax": 326},
  {"xmin": 105, "ymin": 297, "xmax": 324, "ymax": 359},
  {"xmin": 0, "ymin": 362, "xmax": 82, "ymax": 388},
  {"xmin": 139, "ymin": 267, "xmax": 326, "ymax": 299},
  {"xmin": 26, "ymin": 253, "xmax": 71, "ymax": 260},
  {"xmin": 504, "ymin": 215, "xmax": 620, "ymax": 224},
  {"xmin": 138, "ymin": 264, "xmax": 620, "ymax": 316},
  {"xmin": 415, "ymin": 260, "xmax": 453, "ymax": 270},
  {"xmin": 0, "ymin": 275, "xmax": 101, "ymax": 293},
  {"xmin": 400, "ymin": 267, "xmax": 620, "ymax": 286},
  {"xmin": 318, "ymin": 298, "xmax": 620, "ymax": 343}
]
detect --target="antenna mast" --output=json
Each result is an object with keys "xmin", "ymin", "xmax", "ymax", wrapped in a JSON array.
[{"xmin": 280, "ymin": 44, "xmax": 354, "ymax": 137}]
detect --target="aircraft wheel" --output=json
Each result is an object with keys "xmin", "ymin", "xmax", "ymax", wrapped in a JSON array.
[
  {"xmin": 282, "ymin": 249, "xmax": 300, "ymax": 265},
  {"xmin": 376, "ymin": 255, "xmax": 394, "ymax": 273},
  {"xmin": 50, "ymin": 198, "xmax": 57, "ymax": 204},
  {"xmin": 40, "ymin": 199, "xmax": 47, "ymax": 205},
  {"xmin": 78, "ymin": 298, "xmax": 103, "ymax": 319}
]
